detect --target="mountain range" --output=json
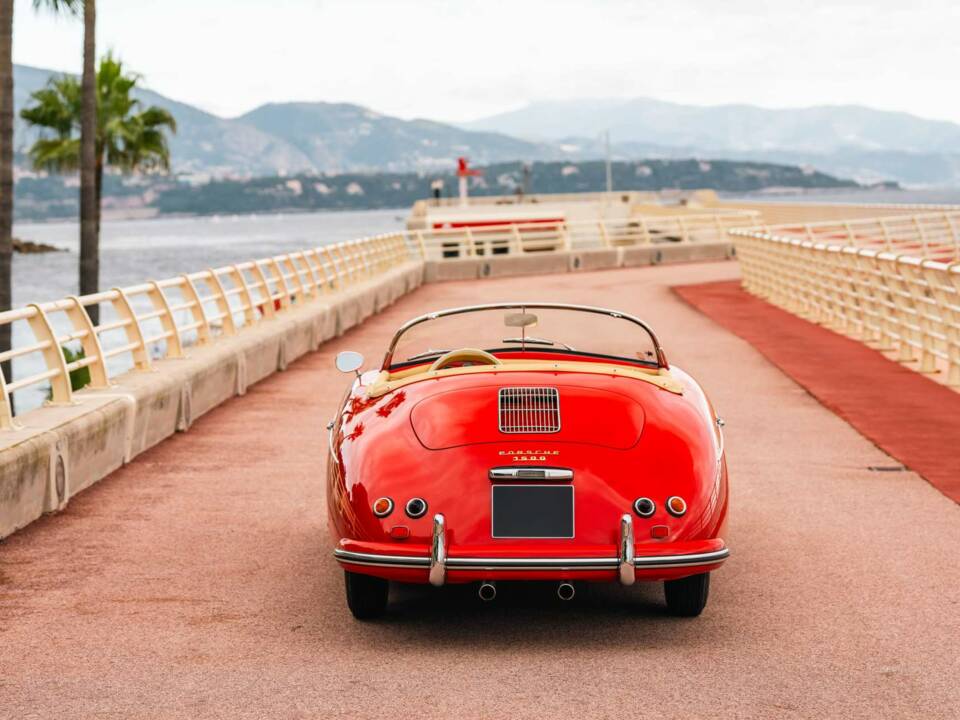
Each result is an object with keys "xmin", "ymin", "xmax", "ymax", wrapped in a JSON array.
[
  {"xmin": 14, "ymin": 64, "xmax": 561, "ymax": 178},
  {"xmin": 14, "ymin": 64, "xmax": 960, "ymax": 185},
  {"xmin": 465, "ymin": 99, "xmax": 960, "ymax": 186}
]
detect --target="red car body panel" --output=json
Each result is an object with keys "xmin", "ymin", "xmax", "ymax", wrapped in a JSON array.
[{"xmin": 327, "ymin": 357, "xmax": 729, "ymax": 584}]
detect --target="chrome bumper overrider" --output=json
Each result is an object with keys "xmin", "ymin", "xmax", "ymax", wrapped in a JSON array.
[{"xmin": 334, "ymin": 514, "xmax": 729, "ymax": 585}]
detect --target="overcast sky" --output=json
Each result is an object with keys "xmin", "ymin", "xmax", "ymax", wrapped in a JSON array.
[{"xmin": 14, "ymin": 0, "xmax": 960, "ymax": 124}]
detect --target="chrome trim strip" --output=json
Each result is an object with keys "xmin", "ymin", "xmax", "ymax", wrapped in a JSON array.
[
  {"xmin": 334, "ymin": 547, "xmax": 729, "ymax": 572},
  {"xmin": 333, "ymin": 549, "xmax": 430, "ymax": 567},
  {"xmin": 619, "ymin": 514, "xmax": 636, "ymax": 586},
  {"xmin": 382, "ymin": 302, "xmax": 669, "ymax": 370},
  {"xmin": 429, "ymin": 514, "xmax": 447, "ymax": 586},
  {"xmin": 633, "ymin": 549, "xmax": 730, "ymax": 568},
  {"xmin": 488, "ymin": 466, "xmax": 574, "ymax": 481},
  {"xmin": 449, "ymin": 556, "xmax": 618, "ymax": 570}
]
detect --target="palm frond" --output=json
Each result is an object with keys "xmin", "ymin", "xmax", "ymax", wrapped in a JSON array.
[
  {"xmin": 20, "ymin": 52, "xmax": 177, "ymax": 178},
  {"xmin": 31, "ymin": 0, "xmax": 82, "ymax": 16},
  {"xmin": 27, "ymin": 137, "xmax": 80, "ymax": 173}
]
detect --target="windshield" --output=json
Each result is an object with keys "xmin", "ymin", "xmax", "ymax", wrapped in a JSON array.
[{"xmin": 384, "ymin": 304, "xmax": 664, "ymax": 370}]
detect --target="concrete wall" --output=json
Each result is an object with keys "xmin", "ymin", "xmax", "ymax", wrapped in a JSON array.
[
  {"xmin": 0, "ymin": 241, "xmax": 734, "ymax": 539},
  {"xmin": 421, "ymin": 240, "xmax": 733, "ymax": 282}
]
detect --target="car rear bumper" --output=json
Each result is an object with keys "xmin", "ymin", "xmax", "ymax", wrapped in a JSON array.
[{"xmin": 334, "ymin": 513, "xmax": 729, "ymax": 584}]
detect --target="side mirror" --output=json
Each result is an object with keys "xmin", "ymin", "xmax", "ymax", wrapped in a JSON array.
[{"xmin": 335, "ymin": 351, "xmax": 364, "ymax": 375}]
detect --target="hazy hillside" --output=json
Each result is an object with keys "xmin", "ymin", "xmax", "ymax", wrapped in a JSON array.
[
  {"xmin": 16, "ymin": 64, "xmax": 960, "ymax": 185},
  {"xmin": 14, "ymin": 65, "xmax": 316, "ymax": 176},
  {"xmin": 465, "ymin": 98, "xmax": 960, "ymax": 152},
  {"xmin": 465, "ymin": 98, "xmax": 960, "ymax": 185},
  {"xmin": 237, "ymin": 103, "xmax": 560, "ymax": 173},
  {"xmin": 14, "ymin": 64, "xmax": 560, "ymax": 177}
]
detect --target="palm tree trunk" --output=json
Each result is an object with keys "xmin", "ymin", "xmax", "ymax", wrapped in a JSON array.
[
  {"xmin": 79, "ymin": 0, "xmax": 98, "ymax": 324},
  {"xmin": 0, "ymin": 0, "xmax": 14, "ymax": 395}
]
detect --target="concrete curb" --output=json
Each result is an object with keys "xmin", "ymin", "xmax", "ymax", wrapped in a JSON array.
[{"xmin": 423, "ymin": 241, "xmax": 733, "ymax": 279}]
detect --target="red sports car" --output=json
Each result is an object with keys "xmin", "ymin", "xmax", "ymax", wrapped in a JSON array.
[{"xmin": 327, "ymin": 303, "xmax": 729, "ymax": 619}]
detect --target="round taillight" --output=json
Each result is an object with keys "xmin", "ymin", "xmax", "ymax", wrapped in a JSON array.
[
  {"xmin": 405, "ymin": 497, "xmax": 428, "ymax": 519},
  {"xmin": 372, "ymin": 497, "xmax": 394, "ymax": 518},
  {"xmin": 633, "ymin": 497, "xmax": 656, "ymax": 518},
  {"xmin": 666, "ymin": 496, "xmax": 687, "ymax": 517}
]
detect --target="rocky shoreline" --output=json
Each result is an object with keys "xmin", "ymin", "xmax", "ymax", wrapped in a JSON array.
[{"xmin": 13, "ymin": 238, "xmax": 64, "ymax": 254}]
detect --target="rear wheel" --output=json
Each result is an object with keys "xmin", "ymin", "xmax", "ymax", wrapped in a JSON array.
[
  {"xmin": 344, "ymin": 570, "xmax": 389, "ymax": 620},
  {"xmin": 664, "ymin": 572, "xmax": 710, "ymax": 617}
]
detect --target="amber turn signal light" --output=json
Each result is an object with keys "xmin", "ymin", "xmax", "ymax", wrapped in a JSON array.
[
  {"xmin": 372, "ymin": 497, "xmax": 394, "ymax": 518},
  {"xmin": 666, "ymin": 496, "xmax": 687, "ymax": 517}
]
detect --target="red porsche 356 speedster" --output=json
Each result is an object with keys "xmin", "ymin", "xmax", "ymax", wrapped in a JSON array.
[{"xmin": 327, "ymin": 303, "xmax": 729, "ymax": 619}]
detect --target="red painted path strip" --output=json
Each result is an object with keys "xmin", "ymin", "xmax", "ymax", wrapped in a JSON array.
[{"xmin": 674, "ymin": 280, "xmax": 960, "ymax": 503}]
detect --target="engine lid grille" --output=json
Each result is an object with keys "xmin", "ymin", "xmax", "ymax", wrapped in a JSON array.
[{"xmin": 498, "ymin": 387, "xmax": 561, "ymax": 433}]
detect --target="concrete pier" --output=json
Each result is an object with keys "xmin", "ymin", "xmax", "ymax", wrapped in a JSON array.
[{"xmin": 1, "ymin": 259, "xmax": 957, "ymax": 719}]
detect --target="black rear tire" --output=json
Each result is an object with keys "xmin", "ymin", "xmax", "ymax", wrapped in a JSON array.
[
  {"xmin": 344, "ymin": 570, "xmax": 389, "ymax": 620},
  {"xmin": 664, "ymin": 572, "xmax": 710, "ymax": 617}
]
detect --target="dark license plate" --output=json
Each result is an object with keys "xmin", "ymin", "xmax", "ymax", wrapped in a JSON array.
[{"xmin": 491, "ymin": 485, "xmax": 574, "ymax": 539}]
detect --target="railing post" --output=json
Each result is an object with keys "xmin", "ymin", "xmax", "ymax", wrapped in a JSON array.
[
  {"xmin": 25, "ymin": 304, "xmax": 73, "ymax": 405},
  {"xmin": 179, "ymin": 275, "xmax": 212, "ymax": 344},
  {"xmin": 373, "ymin": 236, "xmax": 389, "ymax": 271},
  {"xmin": 0, "ymin": 362, "xmax": 14, "ymax": 428},
  {"xmin": 281, "ymin": 255, "xmax": 306, "ymax": 302},
  {"xmin": 331, "ymin": 244, "xmax": 354, "ymax": 286},
  {"xmin": 945, "ymin": 263, "xmax": 960, "ymax": 385},
  {"xmin": 229, "ymin": 264, "xmax": 258, "ymax": 326},
  {"xmin": 511, "ymin": 225, "xmax": 523, "ymax": 254},
  {"xmin": 65, "ymin": 296, "xmax": 109, "ymax": 387},
  {"xmin": 110, "ymin": 288, "xmax": 152, "ymax": 370},
  {"xmin": 944, "ymin": 214, "xmax": 959, "ymax": 260},
  {"xmin": 415, "ymin": 230, "xmax": 428, "ymax": 260},
  {"xmin": 640, "ymin": 217, "xmax": 651, "ymax": 244},
  {"xmin": 309, "ymin": 249, "xmax": 334, "ymax": 294},
  {"xmin": 598, "ymin": 221, "xmax": 610, "ymax": 248},
  {"xmin": 147, "ymin": 282, "xmax": 185, "ymax": 358},
  {"xmin": 296, "ymin": 252, "xmax": 322, "ymax": 298},
  {"xmin": 355, "ymin": 240, "xmax": 373, "ymax": 277},
  {"xmin": 249, "ymin": 263, "xmax": 277, "ymax": 319},
  {"xmin": 206, "ymin": 270, "xmax": 238, "ymax": 336},
  {"xmin": 265, "ymin": 259, "xmax": 292, "ymax": 310},
  {"xmin": 464, "ymin": 227, "xmax": 475, "ymax": 256},
  {"xmin": 323, "ymin": 247, "xmax": 345, "ymax": 290}
]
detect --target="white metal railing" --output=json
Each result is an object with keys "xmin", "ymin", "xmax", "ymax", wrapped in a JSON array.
[
  {"xmin": 407, "ymin": 212, "xmax": 759, "ymax": 260},
  {"xmin": 752, "ymin": 211, "xmax": 960, "ymax": 263},
  {"xmin": 1, "ymin": 209, "xmax": 751, "ymax": 427},
  {"xmin": 0, "ymin": 233, "xmax": 412, "ymax": 428},
  {"xmin": 731, "ymin": 216, "xmax": 960, "ymax": 388}
]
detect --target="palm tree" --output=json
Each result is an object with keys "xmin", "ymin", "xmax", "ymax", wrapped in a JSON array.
[
  {"xmin": 21, "ymin": 54, "xmax": 176, "ymax": 308},
  {"xmin": 0, "ymin": 0, "xmax": 15, "ymax": 388},
  {"xmin": 79, "ymin": 0, "xmax": 96, "ymax": 319},
  {"xmin": 26, "ymin": 0, "xmax": 94, "ymax": 316}
]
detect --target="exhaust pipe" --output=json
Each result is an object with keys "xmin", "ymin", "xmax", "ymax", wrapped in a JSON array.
[
  {"xmin": 478, "ymin": 581, "xmax": 497, "ymax": 602},
  {"xmin": 557, "ymin": 582, "xmax": 576, "ymax": 601}
]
